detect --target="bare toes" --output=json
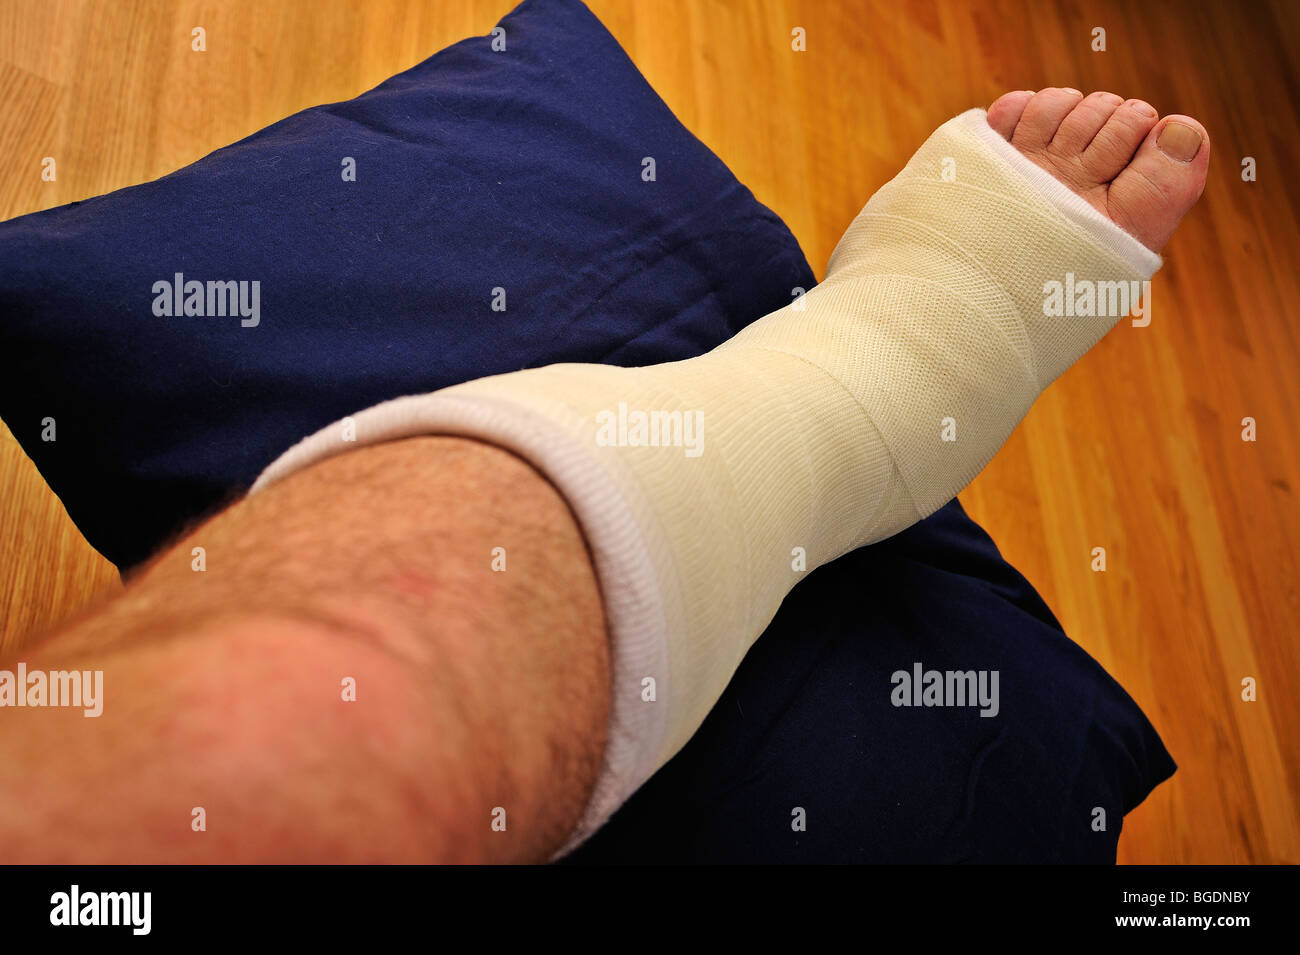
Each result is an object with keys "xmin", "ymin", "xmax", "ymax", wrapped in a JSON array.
[
  {"xmin": 1106, "ymin": 114, "xmax": 1211, "ymax": 252},
  {"xmin": 1011, "ymin": 87, "xmax": 1085, "ymax": 148},
  {"xmin": 982, "ymin": 88, "xmax": 1210, "ymax": 255},
  {"xmin": 987, "ymin": 90, "xmax": 1034, "ymax": 140},
  {"xmin": 1081, "ymin": 98, "xmax": 1159, "ymax": 182},
  {"xmin": 1051, "ymin": 90, "xmax": 1124, "ymax": 155}
]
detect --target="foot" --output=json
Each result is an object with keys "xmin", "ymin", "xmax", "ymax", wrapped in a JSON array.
[{"xmin": 986, "ymin": 88, "xmax": 1209, "ymax": 253}]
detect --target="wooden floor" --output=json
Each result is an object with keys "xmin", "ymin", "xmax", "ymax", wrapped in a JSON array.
[{"xmin": 1, "ymin": 0, "xmax": 1296, "ymax": 864}]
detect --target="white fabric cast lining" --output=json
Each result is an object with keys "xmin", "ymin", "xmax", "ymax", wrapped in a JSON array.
[{"xmin": 249, "ymin": 108, "xmax": 1161, "ymax": 858}]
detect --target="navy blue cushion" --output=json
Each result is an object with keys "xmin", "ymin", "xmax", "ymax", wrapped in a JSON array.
[
  {"xmin": 565, "ymin": 498, "xmax": 1175, "ymax": 863},
  {"xmin": 0, "ymin": 0, "xmax": 1173, "ymax": 861},
  {"xmin": 0, "ymin": 0, "xmax": 811, "ymax": 572}
]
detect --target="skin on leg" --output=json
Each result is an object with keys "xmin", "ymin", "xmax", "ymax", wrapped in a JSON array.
[{"xmin": 0, "ymin": 436, "xmax": 610, "ymax": 863}]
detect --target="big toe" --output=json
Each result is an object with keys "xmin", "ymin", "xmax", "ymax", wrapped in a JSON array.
[{"xmin": 1106, "ymin": 114, "xmax": 1210, "ymax": 253}]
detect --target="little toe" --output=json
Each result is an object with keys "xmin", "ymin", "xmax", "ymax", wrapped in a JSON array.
[{"xmin": 987, "ymin": 90, "xmax": 1035, "ymax": 140}]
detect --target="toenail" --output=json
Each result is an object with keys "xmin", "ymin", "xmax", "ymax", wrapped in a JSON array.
[
  {"xmin": 1126, "ymin": 99, "xmax": 1157, "ymax": 117},
  {"xmin": 1062, "ymin": 87, "xmax": 1082, "ymax": 96},
  {"xmin": 1093, "ymin": 91, "xmax": 1123, "ymax": 104},
  {"xmin": 1156, "ymin": 121, "xmax": 1203, "ymax": 162}
]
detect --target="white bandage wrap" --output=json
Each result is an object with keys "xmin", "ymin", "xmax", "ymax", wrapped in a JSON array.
[{"xmin": 250, "ymin": 109, "xmax": 1161, "ymax": 856}]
